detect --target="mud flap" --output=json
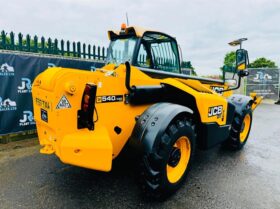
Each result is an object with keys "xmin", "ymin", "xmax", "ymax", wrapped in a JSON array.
[
  {"xmin": 249, "ymin": 93, "xmax": 262, "ymax": 111},
  {"xmin": 130, "ymin": 102, "xmax": 193, "ymax": 154},
  {"xmin": 228, "ymin": 94, "xmax": 261, "ymax": 117}
]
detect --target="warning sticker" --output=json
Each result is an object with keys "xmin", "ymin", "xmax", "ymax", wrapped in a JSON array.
[{"xmin": 56, "ymin": 95, "xmax": 71, "ymax": 109}]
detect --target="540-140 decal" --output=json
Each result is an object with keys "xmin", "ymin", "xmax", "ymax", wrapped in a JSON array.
[{"xmin": 96, "ymin": 95, "xmax": 123, "ymax": 103}]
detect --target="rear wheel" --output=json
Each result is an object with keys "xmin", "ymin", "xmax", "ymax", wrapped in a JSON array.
[
  {"xmin": 138, "ymin": 116, "xmax": 196, "ymax": 200},
  {"xmin": 226, "ymin": 110, "xmax": 252, "ymax": 150}
]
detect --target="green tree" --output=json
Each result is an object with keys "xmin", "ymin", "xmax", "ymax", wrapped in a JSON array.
[
  {"xmin": 0, "ymin": 35, "xmax": 11, "ymax": 45},
  {"xmin": 249, "ymin": 57, "xmax": 278, "ymax": 68},
  {"xmin": 220, "ymin": 51, "xmax": 237, "ymax": 74},
  {"xmin": 181, "ymin": 61, "xmax": 197, "ymax": 76},
  {"xmin": 223, "ymin": 51, "xmax": 236, "ymax": 67}
]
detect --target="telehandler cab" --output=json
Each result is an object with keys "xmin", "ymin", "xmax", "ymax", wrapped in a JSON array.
[{"xmin": 32, "ymin": 24, "xmax": 262, "ymax": 199}]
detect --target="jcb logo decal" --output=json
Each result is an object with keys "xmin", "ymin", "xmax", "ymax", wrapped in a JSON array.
[
  {"xmin": 211, "ymin": 86, "xmax": 224, "ymax": 94},
  {"xmin": 208, "ymin": 105, "xmax": 223, "ymax": 118}
]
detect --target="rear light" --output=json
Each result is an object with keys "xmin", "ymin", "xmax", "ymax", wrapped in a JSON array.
[{"xmin": 78, "ymin": 83, "xmax": 97, "ymax": 130}]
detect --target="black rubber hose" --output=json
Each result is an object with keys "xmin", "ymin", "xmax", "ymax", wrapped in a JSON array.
[{"xmin": 125, "ymin": 61, "xmax": 132, "ymax": 91}]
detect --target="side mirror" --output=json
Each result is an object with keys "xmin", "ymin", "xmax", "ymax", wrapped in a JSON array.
[
  {"xmin": 225, "ymin": 79, "xmax": 237, "ymax": 87},
  {"xmin": 236, "ymin": 49, "xmax": 249, "ymax": 71}
]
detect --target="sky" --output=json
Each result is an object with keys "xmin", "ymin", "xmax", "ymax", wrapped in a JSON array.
[{"xmin": 0, "ymin": 0, "xmax": 279, "ymax": 75}]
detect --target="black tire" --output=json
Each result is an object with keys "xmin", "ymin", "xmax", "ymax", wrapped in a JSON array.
[
  {"xmin": 138, "ymin": 116, "xmax": 196, "ymax": 200},
  {"xmin": 226, "ymin": 109, "xmax": 253, "ymax": 150}
]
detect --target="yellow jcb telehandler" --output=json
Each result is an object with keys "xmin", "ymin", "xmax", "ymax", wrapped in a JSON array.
[{"xmin": 32, "ymin": 24, "xmax": 262, "ymax": 199}]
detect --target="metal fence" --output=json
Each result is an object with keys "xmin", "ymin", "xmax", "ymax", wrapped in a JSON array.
[{"xmin": 0, "ymin": 30, "xmax": 108, "ymax": 60}]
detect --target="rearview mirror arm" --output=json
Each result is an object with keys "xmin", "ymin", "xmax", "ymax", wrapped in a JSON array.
[
  {"xmin": 218, "ymin": 70, "xmax": 249, "ymax": 93},
  {"xmin": 218, "ymin": 75, "xmax": 241, "ymax": 93}
]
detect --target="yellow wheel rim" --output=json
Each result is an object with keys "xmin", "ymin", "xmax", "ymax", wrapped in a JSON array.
[
  {"xmin": 240, "ymin": 114, "xmax": 251, "ymax": 143},
  {"xmin": 166, "ymin": 136, "xmax": 191, "ymax": 184}
]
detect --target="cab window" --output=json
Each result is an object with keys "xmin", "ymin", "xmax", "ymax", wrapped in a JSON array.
[
  {"xmin": 136, "ymin": 44, "xmax": 151, "ymax": 68},
  {"xmin": 136, "ymin": 33, "xmax": 180, "ymax": 73}
]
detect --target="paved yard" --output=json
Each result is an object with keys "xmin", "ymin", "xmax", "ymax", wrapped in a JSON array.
[{"xmin": 0, "ymin": 104, "xmax": 280, "ymax": 209}]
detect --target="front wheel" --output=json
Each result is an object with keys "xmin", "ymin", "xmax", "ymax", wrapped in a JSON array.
[
  {"xmin": 138, "ymin": 117, "xmax": 196, "ymax": 200},
  {"xmin": 226, "ymin": 110, "xmax": 253, "ymax": 150}
]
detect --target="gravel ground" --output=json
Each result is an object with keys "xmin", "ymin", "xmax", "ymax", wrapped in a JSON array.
[{"xmin": 0, "ymin": 103, "xmax": 280, "ymax": 209}]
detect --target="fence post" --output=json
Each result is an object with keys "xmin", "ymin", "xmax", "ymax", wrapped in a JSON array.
[
  {"xmin": 67, "ymin": 40, "xmax": 70, "ymax": 56},
  {"xmin": 33, "ymin": 35, "xmax": 38, "ymax": 52},
  {"xmin": 10, "ymin": 32, "xmax": 15, "ymax": 50},
  {"xmin": 73, "ymin": 42, "xmax": 76, "ymax": 57},
  {"xmin": 41, "ymin": 36, "xmax": 45, "ymax": 53},
  {"xmin": 26, "ymin": 34, "xmax": 31, "ymax": 52},
  {"xmin": 82, "ymin": 43, "xmax": 86, "ymax": 58},
  {"xmin": 61, "ymin": 39, "xmax": 64, "ymax": 56},
  {"xmin": 54, "ymin": 39, "xmax": 58, "ymax": 54},
  {"xmin": 18, "ymin": 33, "xmax": 23, "ymax": 51},
  {"xmin": 88, "ymin": 44, "xmax": 91, "ymax": 59},
  {"xmin": 47, "ymin": 38, "xmax": 52, "ymax": 54},
  {"xmin": 93, "ymin": 45, "xmax": 96, "ymax": 59},
  {"xmin": 1, "ymin": 31, "xmax": 6, "ymax": 49},
  {"xmin": 97, "ymin": 46, "xmax": 100, "ymax": 60},
  {"xmin": 77, "ymin": 42, "xmax": 81, "ymax": 57}
]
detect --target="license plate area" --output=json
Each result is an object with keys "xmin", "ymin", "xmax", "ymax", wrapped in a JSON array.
[{"xmin": 41, "ymin": 108, "xmax": 48, "ymax": 122}]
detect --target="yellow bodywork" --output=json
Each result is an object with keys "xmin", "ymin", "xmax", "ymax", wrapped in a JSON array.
[{"xmin": 32, "ymin": 63, "xmax": 261, "ymax": 171}]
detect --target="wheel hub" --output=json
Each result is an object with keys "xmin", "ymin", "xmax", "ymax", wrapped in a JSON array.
[{"xmin": 168, "ymin": 147, "xmax": 181, "ymax": 167}]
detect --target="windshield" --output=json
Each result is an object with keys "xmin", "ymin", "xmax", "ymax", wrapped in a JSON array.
[{"xmin": 106, "ymin": 38, "xmax": 137, "ymax": 66}]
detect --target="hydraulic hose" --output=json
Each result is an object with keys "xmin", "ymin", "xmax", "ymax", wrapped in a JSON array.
[{"xmin": 125, "ymin": 61, "xmax": 132, "ymax": 92}]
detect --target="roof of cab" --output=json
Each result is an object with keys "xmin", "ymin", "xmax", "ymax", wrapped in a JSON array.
[{"xmin": 107, "ymin": 25, "xmax": 174, "ymax": 40}]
